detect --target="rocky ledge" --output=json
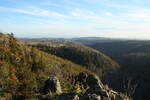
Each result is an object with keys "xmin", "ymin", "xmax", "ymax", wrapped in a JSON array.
[{"xmin": 40, "ymin": 72, "xmax": 131, "ymax": 100}]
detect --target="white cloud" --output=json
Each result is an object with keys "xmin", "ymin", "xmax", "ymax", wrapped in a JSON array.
[
  {"xmin": 127, "ymin": 9, "xmax": 150, "ymax": 22},
  {"xmin": 0, "ymin": 6, "xmax": 65, "ymax": 18},
  {"xmin": 105, "ymin": 12, "xmax": 113, "ymax": 16},
  {"xmin": 42, "ymin": 1, "xmax": 61, "ymax": 7},
  {"xmin": 71, "ymin": 9, "xmax": 82, "ymax": 17}
]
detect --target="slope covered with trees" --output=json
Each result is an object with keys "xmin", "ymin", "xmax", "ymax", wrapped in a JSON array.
[
  {"xmin": 0, "ymin": 33, "xmax": 92, "ymax": 100},
  {"xmin": 28, "ymin": 42, "xmax": 120, "ymax": 78}
]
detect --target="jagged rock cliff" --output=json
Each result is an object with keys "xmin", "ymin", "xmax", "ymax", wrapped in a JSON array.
[{"xmin": 42, "ymin": 73, "xmax": 130, "ymax": 100}]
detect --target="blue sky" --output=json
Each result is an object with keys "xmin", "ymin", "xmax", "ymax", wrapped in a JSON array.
[{"xmin": 0, "ymin": 0, "xmax": 150, "ymax": 39}]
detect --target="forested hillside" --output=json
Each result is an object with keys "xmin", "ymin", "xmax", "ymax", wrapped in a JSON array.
[
  {"xmin": 0, "ymin": 33, "xmax": 92, "ymax": 100},
  {"xmin": 28, "ymin": 42, "xmax": 119, "ymax": 78}
]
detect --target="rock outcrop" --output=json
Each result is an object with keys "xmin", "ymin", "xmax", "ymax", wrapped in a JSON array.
[
  {"xmin": 77, "ymin": 73, "xmax": 130, "ymax": 100},
  {"xmin": 75, "ymin": 72, "xmax": 88, "ymax": 85},
  {"xmin": 42, "ymin": 76, "xmax": 62, "ymax": 95},
  {"xmin": 41, "ymin": 73, "xmax": 130, "ymax": 100}
]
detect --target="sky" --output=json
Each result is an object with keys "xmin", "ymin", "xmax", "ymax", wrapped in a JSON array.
[{"xmin": 0, "ymin": 0, "xmax": 150, "ymax": 39}]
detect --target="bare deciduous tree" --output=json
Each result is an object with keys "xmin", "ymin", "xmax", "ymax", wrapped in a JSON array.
[{"xmin": 123, "ymin": 76, "xmax": 138, "ymax": 97}]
